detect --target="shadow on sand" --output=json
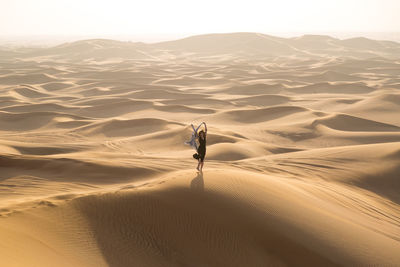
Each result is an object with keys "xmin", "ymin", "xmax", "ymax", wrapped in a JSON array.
[{"xmin": 190, "ymin": 171, "xmax": 204, "ymax": 192}]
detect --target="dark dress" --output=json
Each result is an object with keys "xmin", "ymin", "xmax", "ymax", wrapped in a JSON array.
[{"xmin": 197, "ymin": 136, "xmax": 206, "ymax": 162}]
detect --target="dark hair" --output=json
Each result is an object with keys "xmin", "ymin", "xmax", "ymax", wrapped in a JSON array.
[{"xmin": 199, "ymin": 130, "xmax": 205, "ymax": 138}]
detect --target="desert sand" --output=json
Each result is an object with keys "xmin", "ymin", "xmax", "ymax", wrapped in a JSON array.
[{"xmin": 0, "ymin": 32, "xmax": 400, "ymax": 266}]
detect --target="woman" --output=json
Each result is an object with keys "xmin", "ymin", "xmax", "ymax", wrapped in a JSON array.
[{"xmin": 196, "ymin": 124, "xmax": 207, "ymax": 172}]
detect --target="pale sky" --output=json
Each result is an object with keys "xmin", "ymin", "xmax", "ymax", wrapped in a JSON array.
[{"xmin": 1, "ymin": 0, "xmax": 399, "ymax": 41}]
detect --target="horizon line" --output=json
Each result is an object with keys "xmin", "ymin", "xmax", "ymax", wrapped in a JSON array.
[{"xmin": 1, "ymin": 31, "xmax": 400, "ymax": 47}]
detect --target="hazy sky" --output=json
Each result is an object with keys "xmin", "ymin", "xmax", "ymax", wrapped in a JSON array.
[{"xmin": 1, "ymin": 0, "xmax": 399, "ymax": 39}]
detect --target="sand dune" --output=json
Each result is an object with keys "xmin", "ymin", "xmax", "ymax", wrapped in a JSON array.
[
  {"xmin": 230, "ymin": 94, "xmax": 291, "ymax": 106},
  {"xmin": 41, "ymin": 82, "xmax": 74, "ymax": 91},
  {"xmin": 310, "ymin": 113, "xmax": 400, "ymax": 132},
  {"xmin": 0, "ymin": 73, "xmax": 57, "ymax": 85},
  {"xmin": 214, "ymin": 106, "xmax": 309, "ymax": 124},
  {"xmin": 2, "ymin": 103, "xmax": 77, "ymax": 113},
  {"xmin": 79, "ymin": 99, "xmax": 154, "ymax": 118},
  {"xmin": 218, "ymin": 83, "xmax": 287, "ymax": 95},
  {"xmin": 1, "ymin": 32, "xmax": 400, "ymax": 266},
  {"xmin": 297, "ymin": 70, "xmax": 362, "ymax": 82},
  {"xmin": 75, "ymin": 118, "xmax": 183, "ymax": 138},
  {"xmin": 0, "ymin": 111, "xmax": 91, "ymax": 131},
  {"xmin": 154, "ymin": 104, "xmax": 216, "ymax": 114},
  {"xmin": 152, "ymin": 32, "xmax": 298, "ymax": 57},
  {"xmin": 287, "ymin": 82, "xmax": 375, "ymax": 94}
]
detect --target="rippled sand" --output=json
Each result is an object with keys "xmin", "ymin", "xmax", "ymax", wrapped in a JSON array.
[{"xmin": 1, "ymin": 33, "xmax": 400, "ymax": 266}]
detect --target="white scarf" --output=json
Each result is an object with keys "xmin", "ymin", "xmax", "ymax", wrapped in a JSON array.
[{"xmin": 185, "ymin": 122, "xmax": 206, "ymax": 151}]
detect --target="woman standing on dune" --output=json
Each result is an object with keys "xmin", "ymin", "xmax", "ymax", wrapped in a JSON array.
[{"xmin": 196, "ymin": 124, "xmax": 207, "ymax": 172}]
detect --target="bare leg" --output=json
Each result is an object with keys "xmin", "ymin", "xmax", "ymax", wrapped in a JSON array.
[
  {"xmin": 200, "ymin": 161, "xmax": 204, "ymax": 172},
  {"xmin": 196, "ymin": 160, "xmax": 201, "ymax": 171}
]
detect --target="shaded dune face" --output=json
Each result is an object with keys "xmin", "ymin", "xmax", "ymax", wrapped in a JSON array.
[
  {"xmin": 0, "ymin": 33, "xmax": 400, "ymax": 267},
  {"xmin": 74, "ymin": 171, "xmax": 340, "ymax": 267}
]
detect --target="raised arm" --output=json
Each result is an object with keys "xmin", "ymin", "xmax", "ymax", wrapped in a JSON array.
[
  {"xmin": 194, "ymin": 122, "xmax": 204, "ymax": 133},
  {"xmin": 191, "ymin": 124, "xmax": 197, "ymax": 134},
  {"xmin": 203, "ymin": 122, "xmax": 207, "ymax": 135}
]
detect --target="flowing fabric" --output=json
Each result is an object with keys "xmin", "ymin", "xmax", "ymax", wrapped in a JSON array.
[{"xmin": 185, "ymin": 122, "xmax": 206, "ymax": 151}]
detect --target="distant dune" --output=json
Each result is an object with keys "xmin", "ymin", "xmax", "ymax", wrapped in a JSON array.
[{"xmin": 0, "ymin": 32, "xmax": 400, "ymax": 267}]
